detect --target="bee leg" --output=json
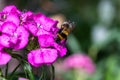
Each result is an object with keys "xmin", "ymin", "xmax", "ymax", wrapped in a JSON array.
[
  {"xmin": 60, "ymin": 38, "xmax": 67, "ymax": 46},
  {"xmin": 55, "ymin": 37, "xmax": 61, "ymax": 43}
]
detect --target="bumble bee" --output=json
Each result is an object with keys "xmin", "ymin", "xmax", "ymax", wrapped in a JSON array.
[{"xmin": 55, "ymin": 21, "xmax": 75, "ymax": 43}]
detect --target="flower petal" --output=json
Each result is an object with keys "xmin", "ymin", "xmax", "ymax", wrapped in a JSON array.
[
  {"xmin": 2, "ymin": 5, "xmax": 20, "ymax": 14},
  {"xmin": 42, "ymin": 18, "xmax": 58, "ymax": 32},
  {"xmin": 40, "ymin": 48, "xmax": 58, "ymax": 64},
  {"xmin": 0, "ymin": 45, "xmax": 4, "ymax": 50},
  {"xmin": 0, "ymin": 34, "xmax": 10, "ymax": 47},
  {"xmin": 38, "ymin": 34, "xmax": 54, "ymax": 47},
  {"xmin": 53, "ymin": 43, "xmax": 67, "ymax": 57},
  {"xmin": 25, "ymin": 22, "xmax": 38, "ymax": 36},
  {"xmin": 28, "ymin": 48, "xmax": 58, "ymax": 67},
  {"xmin": 34, "ymin": 13, "xmax": 58, "ymax": 32},
  {"xmin": 5, "ymin": 13, "xmax": 20, "ymax": 26},
  {"xmin": 36, "ymin": 28, "xmax": 51, "ymax": 36},
  {"xmin": 10, "ymin": 33, "xmax": 18, "ymax": 45},
  {"xmin": 1, "ymin": 21, "xmax": 17, "ymax": 36},
  {"xmin": 21, "ymin": 11, "xmax": 33, "ymax": 23},
  {"xmin": 0, "ymin": 51, "xmax": 11, "ymax": 65},
  {"xmin": 33, "ymin": 13, "xmax": 45, "ymax": 24},
  {"xmin": 14, "ymin": 27, "xmax": 29, "ymax": 50},
  {"xmin": 27, "ymin": 51, "xmax": 40, "ymax": 67}
]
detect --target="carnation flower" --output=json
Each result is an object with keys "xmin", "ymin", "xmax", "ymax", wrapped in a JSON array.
[
  {"xmin": 63, "ymin": 53, "xmax": 95, "ymax": 74},
  {"xmin": 0, "ymin": 5, "xmax": 67, "ymax": 67}
]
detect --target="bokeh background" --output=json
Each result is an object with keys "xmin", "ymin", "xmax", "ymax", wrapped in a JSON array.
[{"xmin": 1, "ymin": 0, "xmax": 120, "ymax": 80}]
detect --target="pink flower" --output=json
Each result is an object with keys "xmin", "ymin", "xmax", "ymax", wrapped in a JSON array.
[
  {"xmin": 38, "ymin": 34, "xmax": 67, "ymax": 57},
  {"xmin": 33, "ymin": 13, "xmax": 58, "ymax": 32},
  {"xmin": 22, "ymin": 12, "xmax": 58, "ymax": 36},
  {"xmin": 0, "ymin": 23, "xmax": 29, "ymax": 49},
  {"xmin": 63, "ymin": 53, "xmax": 96, "ymax": 74},
  {"xmin": 28, "ymin": 48, "xmax": 58, "ymax": 67},
  {"xmin": 0, "ymin": 5, "xmax": 67, "ymax": 67},
  {"xmin": 0, "ymin": 6, "xmax": 29, "ymax": 50},
  {"xmin": 18, "ymin": 77, "xmax": 29, "ymax": 80}
]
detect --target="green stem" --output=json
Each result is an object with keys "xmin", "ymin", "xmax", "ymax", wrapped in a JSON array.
[
  {"xmin": 51, "ymin": 65, "xmax": 55, "ymax": 80},
  {"xmin": 5, "ymin": 63, "xmax": 9, "ymax": 78},
  {"xmin": 11, "ymin": 53, "xmax": 34, "ymax": 80},
  {"xmin": 0, "ymin": 68, "xmax": 3, "ymax": 77},
  {"xmin": 21, "ymin": 61, "xmax": 34, "ymax": 80},
  {"xmin": 42, "ymin": 66, "xmax": 45, "ymax": 80},
  {"xmin": 9, "ymin": 63, "xmax": 21, "ymax": 80},
  {"xmin": 20, "ymin": 62, "xmax": 28, "ymax": 79},
  {"xmin": 39, "ymin": 71, "xmax": 44, "ymax": 80}
]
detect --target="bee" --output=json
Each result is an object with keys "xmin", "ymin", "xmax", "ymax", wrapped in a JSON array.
[{"xmin": 55, "ymin": 21, "xmax": 75, "ymax": 43}]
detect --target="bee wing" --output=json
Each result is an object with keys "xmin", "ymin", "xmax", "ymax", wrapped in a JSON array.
[{"xmin": 69, "ymin": 21, "xmax": 75, "ymax": 30}]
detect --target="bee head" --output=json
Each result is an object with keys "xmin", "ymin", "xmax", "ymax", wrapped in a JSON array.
[{"xmin": 61, "ymin": 21, "xmax": 75, "ymax": 30}]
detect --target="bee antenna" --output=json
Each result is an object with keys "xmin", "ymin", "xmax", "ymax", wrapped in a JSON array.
[
  {"xmin": 68, "ymin": 20, "xmax": 71, "ymax": 22},
  {"xmin": 22, "ymin": 9, "xmax": 27, "ymax": 14},
  {"xmin": 67, "ymin": 20, "xmax": 75, "ymax": 24}
]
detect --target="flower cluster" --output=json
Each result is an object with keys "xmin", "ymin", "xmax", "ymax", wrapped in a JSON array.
[
  {"xmin": 0, "ymin": 5, "xmax": 67, "ymax": 67},
  {"xmin": 63, "ymin": 53, "xmax": 95, "ymax": 74}
]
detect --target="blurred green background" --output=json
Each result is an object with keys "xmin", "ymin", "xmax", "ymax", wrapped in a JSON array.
[{"xmin": 1, "ymin": 0, "xmax": 120, "ymax": 80}]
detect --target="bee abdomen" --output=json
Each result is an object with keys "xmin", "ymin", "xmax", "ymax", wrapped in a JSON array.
[{"xmin": 55, "ymin": 33, "xmax": 67, "ymax": 43}]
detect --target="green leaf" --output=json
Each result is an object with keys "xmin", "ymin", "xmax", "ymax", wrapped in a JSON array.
[
  {"xmin": 32, "ymin": 65, "xmax": 54, "ymax": 80},
  {"xmin": 21, "ymin": 60, "xmax": 34, "ymax": 80},
  {"xmin": 38, "ymin": 65, "xmax": 51, "ymax": 80},
  {"xmin": 67, "ymin": 34, "xmax": 82, "ymax": 53},
  {"xmin": 10, "ymin": 53, "xmax": 34, "ymax": 80},
  {"xmin": 8, "ymin": 64, "xmax": 21, "ymax": 80},
  {"xmin": 0, "ymin": 68, "xmax": 7, "ymax": 80}
]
